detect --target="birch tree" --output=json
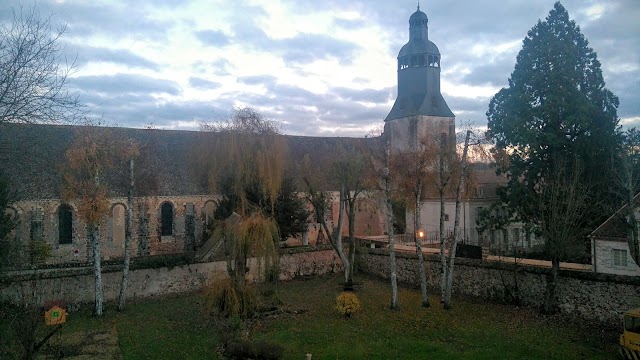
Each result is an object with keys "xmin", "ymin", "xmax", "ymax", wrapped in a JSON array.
[
  {"xmin": 118, "ymin": 143, "xmax": 140, "ymax": 311},
  {"xmin": 331, "ymin": 149, "xmax": 372, "ymax": 284},
  {"xmin": 383, "ymin": 138, "xmax": 399, "ymax": 309},
  {"xmin": 62, "ymin": 124, "xmax": 136, "ymax": 316},
  {"xmin": 391, "ymin": 137, "xmax": 440, "ymax": 308},
  {"xmin": 442, "ymin": 130, "xmax": 471, "ymax": 309}
]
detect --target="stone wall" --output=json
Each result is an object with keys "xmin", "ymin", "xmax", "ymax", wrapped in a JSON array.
[
  {"xmin": 8, "ymin": 195, "xmax": 216, "ymax": 265},
  {"xmin": 592, "ymin": 238, "xmax": 640, "ymax": 276},
  {"xmin": 360, "ymin": 248, "xmax": 640, "ymax": 325},
  {"xmin": 1, "ymin": 248, "xmax": 342, "ymax": 307}
]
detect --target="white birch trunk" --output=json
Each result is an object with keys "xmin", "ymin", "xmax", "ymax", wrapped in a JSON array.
[
  {"xmin": 384, "ymin": 139, "xmax": 398, "ymax": 309},
  {"xmin": 414, "ymin": 184, "xmax": 429, "ymax": 307},
  {"xmin": 118, "ymin": 158, "xmax": 134, "ymax": 311},
  {"xmin": 91, "ymin": 225, "xmax": 103, "ymax": 316},
  {"xmin": 443, "ymin": 130, "xmax": 471, "ymax": 309},
  {"xmin": 439, "ymin": 156, "xmax": 447, "ymax": 302}
]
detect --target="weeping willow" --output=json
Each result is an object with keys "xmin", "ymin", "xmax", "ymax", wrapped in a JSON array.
[{"xmin": 214, "ymin": 212, "xmax": 280, "ymax": 284}]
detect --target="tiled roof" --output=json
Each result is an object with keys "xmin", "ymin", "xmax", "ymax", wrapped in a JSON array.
[{"xmin": 0, "ymin": 123, "xmax": 379, "ymax": 199}]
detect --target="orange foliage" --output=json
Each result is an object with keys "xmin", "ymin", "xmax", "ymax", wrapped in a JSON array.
[{"xmin": 62, "ymin": 125, "xmax": 139, "ymax": 225}]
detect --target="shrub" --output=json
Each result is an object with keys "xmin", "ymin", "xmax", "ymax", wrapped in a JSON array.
[
  {"xmin": 225, "ymin": 338, "xmax": 284, "ymax": 360},
  {"xmin": 336, "ymin": 292, "xmax": 361, "ymax": 318},
  {"xmin": 204, "ymin": 278, "xmax": 258, "ymax": 319}
]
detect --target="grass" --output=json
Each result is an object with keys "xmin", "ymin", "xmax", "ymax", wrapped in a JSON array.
[
  {"xmin": 252, "ymin": 275, "xmax": 618, "ymax": 359},
  {"xmin": 3, "ymin": 274, "xmax": 619, "ymax": 359}
]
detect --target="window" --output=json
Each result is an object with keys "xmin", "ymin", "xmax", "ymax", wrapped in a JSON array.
[
  {"xmin": 512, "ymin": 228, "xmax": 520, "ymax": 244},
  {"xmin": 476, "ymin": 187, "xmax": 484, "ymax": 198},
  {"xmin": 112, "ymin": 204, "xmax": 126, "ymax": 246},
  {"xmin": 203, "ymin": 201, "xmax": 215, "ymax": 227},
  {"xmin": 612, "ymin": 249, "xmax": 628, "ymax": 267},
  {"xmin": 31, "ymin": 209, "xmax": 44, "ymax": 242},
  {"xmin": 625, "ymin": 315, "xmax": 640, "ymax": 334},
  {"xmin": 161, "ymin": 202, "xmax": 173, "ymax": 236},
  {"xmin": 444, "ymin": 214, "xmax": 450, "ymax": 221},
  {"xmin": 58, "ymin": 204, "xmax": 73, "ymax": 244}
]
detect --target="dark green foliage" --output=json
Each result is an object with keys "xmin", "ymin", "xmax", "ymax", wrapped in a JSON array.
[
  {"xmin": 273, "ymin": 177, "xmax": 310, "ymax": 241},
  {"xmin": 128, "ymin": 254, "xmax": 195, "ymax": 270},
  {"xmin": 224, "ymin": 338, "xmax": 284, "ymax": 360},
  {"xmin": 391, "ymin": 199, "xmax": 406, "ymax": 234},
  {"xmin": 0, "ymin": 173, "xmax": 19, "ymax": 269},
  {"xmin": 486, "ymin": 2, "xmax": 619, "ymax": 239},
  {"xmin": 214, "ymin": 177, "xmax": 309, "ymax": 241}
]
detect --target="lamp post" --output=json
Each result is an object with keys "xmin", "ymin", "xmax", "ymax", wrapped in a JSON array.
[{"xmin": 417, "ymin": 229, "xmax": 425, "ymax": 245}]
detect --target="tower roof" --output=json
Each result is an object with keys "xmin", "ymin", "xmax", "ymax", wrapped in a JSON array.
[
  {"xmin": 398, "ymin": 40, "xmax": 440, "ymax": 57},
  {"xmin": 409, "ymin": 7, "xmax": 428, "ymax": 22}
]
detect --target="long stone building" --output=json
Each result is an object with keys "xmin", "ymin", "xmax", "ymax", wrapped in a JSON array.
[{"xmin": 1, "ymin": 5, "xmax": 508, "ymax": 267}]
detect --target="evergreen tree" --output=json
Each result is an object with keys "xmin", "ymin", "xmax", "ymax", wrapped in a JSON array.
[{"xmin": 487, "ymin": 1, "xmax": 619, "ymax": 234}]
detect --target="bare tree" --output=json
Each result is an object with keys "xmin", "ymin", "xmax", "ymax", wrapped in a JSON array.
[
  {"xmin": 537, "ymin": 158, "xmax": 593, "ymax": 313},
  {"xmin": 0, "ymin": 5, "xmax": 83, "ymax": 124},
  {"xmin": 442, "ymin": 130, "xmax": 471, "ymax": 309},
  {"xmin": 383, "ymin": 138, "xmax": 399, "ymax": 309},
  {"xmin": 118, "ymin": 141, "xmax": 140, "ymax": 311},
  {"xmin": 62, "ymin": 123, "xmax": 136, "ymax": 316},
  {"xmin": 391, "ymin": 136, "xmax": 440, "ymax": 308}
]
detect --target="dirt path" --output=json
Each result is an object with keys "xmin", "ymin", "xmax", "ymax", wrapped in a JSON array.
[{"xmin": 38, "ymin": 327, "xmax": 121, "ymax": 360}]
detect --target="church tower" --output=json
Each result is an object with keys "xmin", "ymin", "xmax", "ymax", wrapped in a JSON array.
[{"xmin": 384, "ymin": 5, "xmax": 455, "ymax": 151}]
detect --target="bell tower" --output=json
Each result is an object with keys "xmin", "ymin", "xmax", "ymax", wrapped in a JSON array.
[{"xmin": 384, "ymin": 4, "xmax": 455, "ymax": 151}]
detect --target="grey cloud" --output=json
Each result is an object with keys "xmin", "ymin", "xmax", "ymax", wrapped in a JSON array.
[
  {"xmin": 66, "ymin": 44, "xmax": 159, "ymax": 70},
  {"xmin": 228, "ymin": 19, "xmax": 360, "ymax": 65},
  {"xmin": 47, "ymin": 1, "xmax": 171, "ymax": 42},
  {"xmin": 238, "ymin": 75, "xmax": 277, "ymax": 86},
  {"xmin": 333, "ymin": 86, "xmax": 394, "ymax": 103},
  {"xmin": 70, "ymin": 74, "xmax": 181, "ymax": 96},
  {"xmin": 188, "ymin": 77, "xmax": 221, "ymax": 90},
  {"xmin": 196, "ymin": 29, "xmax": 231, "ymax": 47}
]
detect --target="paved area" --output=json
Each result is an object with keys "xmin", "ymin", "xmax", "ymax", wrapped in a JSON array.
[
  {"xmin": 38, "ymin": 327, "xmax": 122, "ymax": 360},
  {"xmin": 392, "ymin": 244, "xmax": 592, "ymax": 271}
]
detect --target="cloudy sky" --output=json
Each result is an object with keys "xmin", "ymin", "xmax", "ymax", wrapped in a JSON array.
[{"xmin": 3, "ymin": 0, "xmax": 639, "ymax": 137}]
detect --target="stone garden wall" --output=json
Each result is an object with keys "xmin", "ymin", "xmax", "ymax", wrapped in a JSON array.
[
  {"xmin": 360, "ymin": 248, "xmax": 640, "ymax": 326},
  {"xmin": 1, "ymin": 248, "xmax": 342, "ymax": 308}
]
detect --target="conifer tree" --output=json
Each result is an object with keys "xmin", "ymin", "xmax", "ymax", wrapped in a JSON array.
[{"xmin": 487, "ymin": 2, "xmax": 619, "ymax": 312}]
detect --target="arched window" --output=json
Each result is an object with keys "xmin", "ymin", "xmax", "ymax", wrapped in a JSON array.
[
  {"xmin": 112, "ymin": 204, "xmax": 126, "ymax": 246},
  {"xmin": 161, "ymin": 202, "xmax": 173, "ymax": 236},
  {"xmin": 4, "ymin": 207, "xmax": 16, "ymax": 238},
  {"xmin": 58, "ymin": 204, "xmax": 73, "ymax": 244}
]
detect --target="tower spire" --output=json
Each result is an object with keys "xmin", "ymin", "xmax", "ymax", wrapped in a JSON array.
[{"xmin": 417, "ymin": 1, "xmax": 420, "ymax": 11}]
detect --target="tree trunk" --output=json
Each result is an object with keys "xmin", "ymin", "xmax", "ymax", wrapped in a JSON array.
[
  {"xmin": 118, "ymin": 158, "xmax": 134, "ymax": 311},
  {"xmin": 91, "ymin": 224, "xmax": 103, "ymax": 316},
  {"xmin": 384, "ymin": 139, "xmax": 399, "ymax": 309},
  {"xmin": 627, "ymin": 171, "xmax": 640, "ymax": 266},
  {"xmin": 443, "ymin": 130, "xmax": 471, "ymax": 310},
  {"xmin": 317, "ymin": 188, "xmax": 350, "ymax": 283},
  {"xmin": 439, "ymin": 159, "xmax": 447, "ymax": 302},
  {"xmin": 415, "ymin": 184, "xmax": 429, "ymax": 307},
  {"xmin": 347, "ymin": 197, "xmax": 356, "ymax": 284},
  {"xmin": 543, "ymin": 256, "xmax": 560, "ymax": 314}
]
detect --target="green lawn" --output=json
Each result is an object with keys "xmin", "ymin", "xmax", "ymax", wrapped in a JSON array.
[{"xmin": 9, "ymin": 274, "xmax": 619, "ymax": 359}]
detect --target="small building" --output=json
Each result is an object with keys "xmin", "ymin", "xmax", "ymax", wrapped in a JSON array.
[{"xmin": 590, "ymin": 195, "xmax": 640, "ymax": 276}]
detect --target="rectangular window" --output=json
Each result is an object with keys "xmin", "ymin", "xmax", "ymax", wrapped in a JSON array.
[
  {"xmin": 444, "ymin": 214, "xmax": 450, "ymax": 221},
  {"xmin": 512, "ymin": 228, "xmax": 520, "ymax": 244},
  {"xmin": 612, "ymin": 249, "xmax": 628, "ymax": 267}
]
